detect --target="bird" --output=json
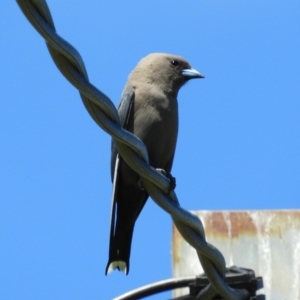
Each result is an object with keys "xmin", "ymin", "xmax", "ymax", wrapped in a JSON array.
[{"xmin": 106, "ymin": 53, "xmax": 204, "ymax": 275}]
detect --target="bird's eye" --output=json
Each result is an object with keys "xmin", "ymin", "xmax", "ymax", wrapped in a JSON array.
[{"xmin": 171, "ymin": 60, "xmax": 179, "ymax": 67}]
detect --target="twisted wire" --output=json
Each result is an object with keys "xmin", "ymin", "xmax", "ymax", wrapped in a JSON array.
[{"xmin": 16, "ymin": 1, "xmax": 249, "ymax": 299}]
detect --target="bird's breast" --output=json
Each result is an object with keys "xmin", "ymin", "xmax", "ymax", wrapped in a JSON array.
[{"xmin": 130, "ymin": 88, "xmax": 179, "ymax": 169}]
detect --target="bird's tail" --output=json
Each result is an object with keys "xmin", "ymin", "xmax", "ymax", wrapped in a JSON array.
[
  {"xmin": 106, "ymin": 260, "xmax": 127, "ymax": 275},
  {"xmin": 105, "ymin": 228, "xmax": 134, "ymax": 275}
]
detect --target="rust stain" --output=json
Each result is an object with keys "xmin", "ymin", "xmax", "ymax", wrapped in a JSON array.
[
  {"xmin": 202, "ymin": 212, "xmax": 257, "ymax": 238},
  {"xmin": 197, "ymin": 210, "xmax": 300, "ymax": 239},
  {"xmin": 173, "ymin": 210, "xmax": 300, "ymax": 264},
  {"xmin": 204, "ymin": 212, "xmax": 228, "ymax": 237},
  {"xmin": 229, "ymin": 212, "xmax": 257, "ymax": 238}
]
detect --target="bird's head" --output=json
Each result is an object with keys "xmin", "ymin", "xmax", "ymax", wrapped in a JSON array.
[{"xmin": 129, "ymin": 53, "xmax": 204, "ymax": 95}]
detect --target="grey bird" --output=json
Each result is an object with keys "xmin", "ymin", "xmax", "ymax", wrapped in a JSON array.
[{"xmin": 106, "ymin": 53, "xmax": 204, "ymax": 275}]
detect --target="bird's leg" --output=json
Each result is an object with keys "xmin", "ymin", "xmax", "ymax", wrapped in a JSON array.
[{"xmin": 156, "ymin": 168, "xmax": 176, "ymax": 194}]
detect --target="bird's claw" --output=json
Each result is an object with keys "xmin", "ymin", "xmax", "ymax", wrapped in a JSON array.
[
  {"xmin": 167, "ymin": 173, "xmax": 176, "ymax": 193},
  {"xmin": 156, "ymin": 168, "xmax": 176, "ymax": 194}
]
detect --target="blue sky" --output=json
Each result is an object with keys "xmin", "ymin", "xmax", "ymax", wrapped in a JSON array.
[{"xmin": 1, "ymin": 1, "xmax": 299, "ymax": 299}]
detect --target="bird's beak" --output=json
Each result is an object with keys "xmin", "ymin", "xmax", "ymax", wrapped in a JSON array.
[{"xmin": 182, "ymin": 68, "xmax": 205, "ymax": 79}]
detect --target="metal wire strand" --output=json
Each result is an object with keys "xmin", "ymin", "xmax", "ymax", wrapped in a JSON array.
[
  {"xmin": 112, "ymin": 277, "xmax": 195, "ymax": 300},
  {"xmin": 16, "ymin": 1, "xmax": 249, "ymax": 299}
]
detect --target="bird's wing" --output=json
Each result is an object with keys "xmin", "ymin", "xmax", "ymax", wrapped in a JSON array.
[
  {"xmin": 107, "ymin": 87, "xmax": 135, "ymax": 270},
  {"xmin": 110, "ymin": 87, "xmax": 135, "ymax": 180},
  {"xmin": 118, "ymin": 87, "xmax": 135, "ymax": 129}
]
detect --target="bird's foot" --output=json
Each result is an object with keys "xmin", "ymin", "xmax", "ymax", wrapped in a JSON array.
[
  {"xmin": 137, "ymin": 170, "xmax": 176, "ymax": 194},
  {"xmin": 156, "ymin": 168, "xmax": 176, "ymax": 194}
]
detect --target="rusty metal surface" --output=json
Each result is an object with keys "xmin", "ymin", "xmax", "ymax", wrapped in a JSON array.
[{"xmin": 172, "ymin": 210, "xmax": 300, "ymax": 299}]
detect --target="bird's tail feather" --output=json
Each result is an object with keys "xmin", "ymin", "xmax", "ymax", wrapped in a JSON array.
[
  {"xmin": 105, "ymin": 260, "xmax": 127, "ymax": 275},
  {"xmin": 105, "ymin": 226, "xmax": 133, "ymax": 275}
]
